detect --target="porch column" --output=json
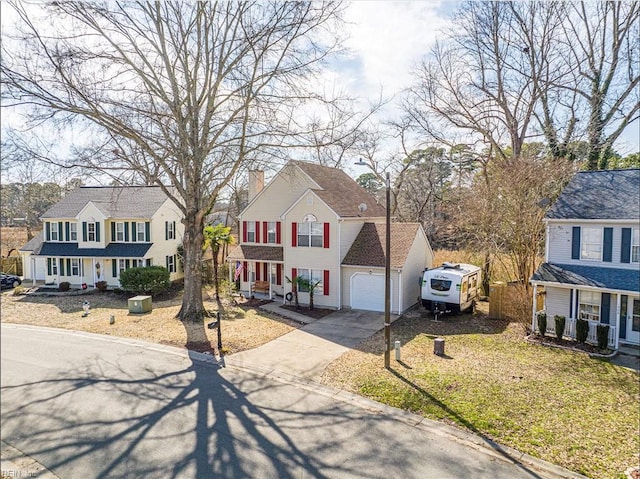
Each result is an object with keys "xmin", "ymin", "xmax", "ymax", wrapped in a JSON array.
[
  {"xmin": 92, "ymin": 258, "xmax": 96, "ymax": 287},
  {"xmin": 615, "ymin": 294, "xmax": 621, "ymax": 350},
  {"xmin": 31, "ymin": 256, "xmax": 36, "ymax": 286},
  {"xmin": 267, "ymin": 262, "xmax": 272, "ymax": 299}
]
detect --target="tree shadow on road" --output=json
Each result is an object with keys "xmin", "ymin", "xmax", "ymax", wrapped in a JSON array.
[{"xmin": 0, "ymin": 310, "xmax": 378, "ymax": 478}]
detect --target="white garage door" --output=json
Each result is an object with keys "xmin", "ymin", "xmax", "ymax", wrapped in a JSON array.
[{"xmin": 350, "ymin": 273, "xmax": 392, "ymax": 312}]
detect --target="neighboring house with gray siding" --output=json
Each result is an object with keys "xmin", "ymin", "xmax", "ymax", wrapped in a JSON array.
[
  {"xmin": 227, "ymin": 161, "xmax": 434, "ymax": 313},
  {"xmin": 530, "ymin": 168, "xmax": 640, "ymax": 349},
  {"xmin": 19, "ymin": 186, "xmax": 184, "ymax": 289}
]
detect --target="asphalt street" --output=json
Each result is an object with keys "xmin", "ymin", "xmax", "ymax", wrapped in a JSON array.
[{"xmin": 1, "ymin": 323, "xmax": 583, "ymax": 479}]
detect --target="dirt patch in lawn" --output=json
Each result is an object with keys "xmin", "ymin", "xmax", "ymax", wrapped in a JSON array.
[{"xmin": 1, "ymin": 287, "xmax": 299, "ymax": 355}]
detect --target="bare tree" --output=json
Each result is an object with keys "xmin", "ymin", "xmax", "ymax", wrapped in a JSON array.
[
  {"xmin": 1, "ymin": 1, "xmax": 347, "ymax": 320},
  {"xmin": 558, "ymin": 2, "xmax": 639, "ymax": 170}
]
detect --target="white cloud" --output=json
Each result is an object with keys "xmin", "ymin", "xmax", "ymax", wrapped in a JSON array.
[{"xmin": 341, "ymin": 1, "xmax": 453, "ymax": 100}]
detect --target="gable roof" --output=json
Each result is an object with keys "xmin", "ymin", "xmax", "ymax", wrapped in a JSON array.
[
  {"xmin": 342, "ymin": 222, "xmax": 422, "ymax": 269},
  {"xmin": 41, "ymin": 186, "xmax": 173, "ymax": 219},
  {"xmin": 531, "ymin": 262, "xmax": 639, "ymax": 294},
  {"xmin": 547, "ymin": 168, "xmax": 640, "ymax": 220},
  {"xmin": 291, "ymin": 161, "xmax": 386, "ymax": 218},
  {"xmin": 20, "ymin": 231, "xmax": 44, "ymax": 252}
]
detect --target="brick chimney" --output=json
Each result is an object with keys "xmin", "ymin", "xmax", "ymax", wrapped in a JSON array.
[{"xmin": 248, "ymin": 170, "xmax": 264, "ymax": 202}]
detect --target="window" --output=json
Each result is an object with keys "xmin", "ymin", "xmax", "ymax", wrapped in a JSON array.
[
  {"xmin": 88, "ymin": 222, "xmax": 96, "ymax": 242},
  {"xmin": 116, "ymin": 222, "xmax": 125, "ymax": 242},
  {"xmin": 296, "ymin": 269, "xmax": 323, "ymax": 293},
  {"xmin": 431, "ymin": 279, "xmax": 452, "ymax": 292},
  {"xmin": 167, "ymin": 221, "xmax": 175, "ymax": 240},
  {"xmin": 118, "ymin": 259, "xmax": 126, "ymax": 276},
  {"xmin": 166, "ymin": 255, "xmax": 175, "ymax": 273},
  {"xmin": 578, "ymin": 291, "xmax": 600, "ymax": 322},
  {"xmin": 71, "ymin": 258, "xmax": 79, "ymax": 276},
  {"xmin": 137, "ymin": 222, "xmax": 146, "ymax": 242},
  {"xmin": 246, "ymin": 222, "xmax": 255, "ymax": 243},
  {"xmin": 50, "ymin": 223, "xmax": 59, "ymax": 241},
  {"xmin": 297, "ymin": 222, "xmax": 323, "ymax": 247},
  {"xmin": 51, "ymin": 258, "xmax": 58, "ymax": 275},
  {"xmin": 267, "ymin": 222, "xmax": 277, "ymax": 244},
  {"xmin": 632, "ymin": 229, "xmax": 639, "ymax": 263},
  {"xmin": 70, "ymin": 223, "xmax": 77, "ymax": 241},
  {"xmin": 580, "ymin": 227, "xmax": 601, "ymax": 261}
]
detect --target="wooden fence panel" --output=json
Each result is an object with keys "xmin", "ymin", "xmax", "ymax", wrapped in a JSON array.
[{"xmin": 1, "ymin": 257, "xmax": 23, "ymax": 276}]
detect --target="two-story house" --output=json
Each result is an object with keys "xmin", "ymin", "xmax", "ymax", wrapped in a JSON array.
[
  {"xmin": 530, "ymin": 168, "xmax": 640, "ymax": 349},
  {"xmin": 20, "ymin": 186, "xmax": 184, "ymax": 288},
  {"xmin": 227, "ymin": 161, "xmax": 434, "ymax": 313}
]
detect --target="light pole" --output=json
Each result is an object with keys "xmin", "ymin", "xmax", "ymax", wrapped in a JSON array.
[{"xmin": 355, "ymin": 160, "xmax": 391, "ymax": 368}]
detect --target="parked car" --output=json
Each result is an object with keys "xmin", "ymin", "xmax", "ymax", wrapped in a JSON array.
[{"xmin": 0, "ymin": 273, "xmax": 22, "ymax": 289}]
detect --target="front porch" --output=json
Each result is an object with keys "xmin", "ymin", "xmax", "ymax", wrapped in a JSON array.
[{"xmin": 532, "ymin": 314, "xmax": 617, "ymax": 349}]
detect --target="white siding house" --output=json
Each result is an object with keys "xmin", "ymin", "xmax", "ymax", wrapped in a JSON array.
[
  {"xmin": 530, "ymin": 169, "xmax": 640, "ymax": 349},
  {"xmin": 227, "ymin": 161, "xmax": 434, "ymax": 314},
  {"xmin": 20, "ymin": 186, "xmax": 184, "ymax": 289}
]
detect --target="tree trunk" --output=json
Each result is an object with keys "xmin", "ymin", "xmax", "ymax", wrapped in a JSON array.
[
  {"xmin": 482, "ymin": 252, "xmax": 491, "ymax": 297},
  {"xmin": 178, "ymin": 213, "xmax": 206, "ymax": 321},
  {"xmin": 212, "ymin": 246, "xmax": 220, "ymax": 302}
]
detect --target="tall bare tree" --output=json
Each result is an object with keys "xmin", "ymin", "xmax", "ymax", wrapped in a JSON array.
[{"xmin": 1, "ymin": 1, "xmax": 347, "ymax": 320}]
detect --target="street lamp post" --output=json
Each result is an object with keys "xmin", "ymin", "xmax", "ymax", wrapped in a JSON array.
[
  {"xmin": 355, "ymin": 160, "xmax": 391, "ymax": 368},
  {"xmin": 383, "ymin": 171, "xmax": 391, "ymax": 368}
]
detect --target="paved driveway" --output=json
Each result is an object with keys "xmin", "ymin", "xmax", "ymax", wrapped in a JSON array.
[{"xmin": 229, "ymin": 307, "xmax": 391, "ymax": 381}]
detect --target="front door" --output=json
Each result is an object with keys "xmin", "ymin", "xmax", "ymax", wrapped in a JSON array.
[{"xmin": 627, "ymin": 298, "xmax": 640, "ymax": 344}]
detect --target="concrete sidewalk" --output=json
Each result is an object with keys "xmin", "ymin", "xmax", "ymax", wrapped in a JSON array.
[{"xmin": 228, "ymin": 303, "xmax": 395, "ymax": 381}]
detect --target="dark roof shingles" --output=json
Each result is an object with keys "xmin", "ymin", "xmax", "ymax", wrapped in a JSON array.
[
  {"xmin": 226, "ymin": 245, "xmax": 283, "ymax": 262},
  {"xmin": 531, "ymin": 262, "xmax": 640, "ymax": 293},
  {"xmin": 36, "ymin": 242, "xmax": 153, "ymax": 258},
  {"xmin": 547, "ymin": 169, "xmax": 640, "ymax": 220}
]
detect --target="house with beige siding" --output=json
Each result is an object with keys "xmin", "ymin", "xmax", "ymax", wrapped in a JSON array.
[
  {"xmin": 530, "ymin": 168, "xmax": 640, "ymax": 349},
  {"xmin": 227, "ymin": 161, "xmax": 434, "ymax": 313},
  {"xmin": 20, "ymin": 186, "xmax": 184, "ymax": 289}
]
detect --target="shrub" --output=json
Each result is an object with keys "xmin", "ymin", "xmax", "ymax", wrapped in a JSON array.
[
  {"xmin": 95, "ymin": 281, "xmax": 108, "ymax": 292},
  {"xmin": 554, "ymin": 315, "xmax": 565, "ymax": 340},
  {"xmin": 537, "ymin": 312, "xmax": 547, "ymax": 337},
  {"xmin": 576, "ymin": 319, "xmax": 589, "ymax": 344},
  {"xmin": 119, "ymin": 266, "xmax": 170, "ymax": 295},
  {"xmin": 58, "ymin": 282, "xmax": 70, "ymax": 292},
  {"xmin": 596, "ymin": 324, "xmax": 610, "ymax": 350}
]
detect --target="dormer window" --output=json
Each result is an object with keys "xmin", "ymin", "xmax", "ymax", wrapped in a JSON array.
[{"xmin": 88, "ymin": 222, "xmax": 96, "ymax": 242}]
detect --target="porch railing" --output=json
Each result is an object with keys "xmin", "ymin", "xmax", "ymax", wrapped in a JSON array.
[{"xmin": 532, "ymin": 313, "xmax": 616, "ymax": 349}]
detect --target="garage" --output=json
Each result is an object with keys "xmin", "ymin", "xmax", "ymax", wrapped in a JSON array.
[{"xmin": 350, "ymin": 273, "xmax": 391, "ymax": 312}]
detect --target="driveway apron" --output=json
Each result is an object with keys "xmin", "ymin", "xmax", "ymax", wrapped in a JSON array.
[{"xmin": 228, "ymin": 306, "xmax": 388, "ymax": 382}]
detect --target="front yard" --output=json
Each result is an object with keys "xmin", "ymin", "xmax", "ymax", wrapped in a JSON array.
[
  {"xmin": 320, "ymin": 307, "xmax": 640, "ymax": 479},
  {"xmin": 0, "ymin": 287, "xmax": 298, "ymax": 354}
]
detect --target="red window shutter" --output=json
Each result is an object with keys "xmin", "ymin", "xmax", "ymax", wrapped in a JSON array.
[
  {"xmin": 263, "ymin": 263, "xmax": 268, "ymax": 280},
  {"xmin": 255, "ymin": 221, "xmax": 260, "ymax": 243},
  {"xmin": 263, "ymin": 222, "xmax": 268, "ymax": 243},
  {"xmin": 276, "ymin": 222, "xmax": 281, "ymax": 244},
  {"xmin": 242, "ymin": 221, "xmax": 247, "ymax": 243},
  {"xmin": 256, "ymin": 262, "xmax": 261, "ymax": 281},
  {"xmin": 292, "ymin": 223, "xmax": 297, "ymax": 247},
  {"xmin": 291, "ymin": 268, "xmax": 297, "ymax": 292},
  {"xmin": 323, "ymin": 223, "xmax": 330, "ymax": 248},
  {"xmin": 324, "ymin": 270, "xmax": 330, "ymax": 295},
  {"xmin": 276, "ymin": 264, "xmax": 282, "ymax": 285},
  {"xmin": 243, "ymin": 261, "xmax": 248, "ymax": 282}
]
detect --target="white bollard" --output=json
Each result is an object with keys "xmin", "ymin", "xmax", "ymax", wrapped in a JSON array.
[{"xmin": 395, "ymin": 340, "xmax": 401, "ymax": 361}]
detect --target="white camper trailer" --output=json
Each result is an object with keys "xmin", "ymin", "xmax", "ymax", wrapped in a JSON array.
[{"xmin": 421, "ymin": 262, "xmax": 481, "ymax": 317}]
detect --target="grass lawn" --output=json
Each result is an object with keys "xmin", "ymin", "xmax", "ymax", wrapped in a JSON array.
[
  {"xmin": 320, "ymin": 305, "xmax": 640, "ymax": 479},
  {"xmin": 0, "ymin": 286, "xmax": 298, "ymax": 355}
]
